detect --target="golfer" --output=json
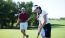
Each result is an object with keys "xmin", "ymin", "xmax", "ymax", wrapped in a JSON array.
[
  {"xmin": 16, "ymin": 7, "xmax": 30, "ymax": 38},
  {"xmin": 32, "ymin": 5, "xmax": 51, "ymax": 38}
]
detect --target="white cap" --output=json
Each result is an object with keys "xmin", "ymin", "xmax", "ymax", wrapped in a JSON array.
[
  {"xmin": 21, "ymin": 7, "xmax": 26, "ymax": 11},
  {"xmin": 32, "ymin": 5, "xmax": 39, "ymax": 12}
]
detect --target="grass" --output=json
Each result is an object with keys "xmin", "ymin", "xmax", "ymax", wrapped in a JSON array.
[{"xmin": 0, "ymin": 20, "xmax": 65, "ymax": 38}]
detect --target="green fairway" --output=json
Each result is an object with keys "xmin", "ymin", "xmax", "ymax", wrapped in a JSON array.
[
  {"xmin": 0, "ymin": 20, "xmax": 65, "ymax": 38},
  {"xmin": 0, "ymin": 28, "xmax": 65, "ymax": 38}
]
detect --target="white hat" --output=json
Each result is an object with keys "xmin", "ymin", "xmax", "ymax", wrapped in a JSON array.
[
  {"xmin": 21, "ymin": 7, "xmax": 26, "ymax": 11},
  {"xmin": 32, "ymin": 5, "xmax": 39, "ymax": 12}
]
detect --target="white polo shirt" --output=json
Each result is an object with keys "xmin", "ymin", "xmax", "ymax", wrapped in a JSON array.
[{"xmin": 38, "ymin": 10, "xmax": 50, "ymax": 24}]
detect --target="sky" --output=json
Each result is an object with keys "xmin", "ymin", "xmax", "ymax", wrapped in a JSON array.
[{"xmin": 13, "ymin": 0, "xmax": 65, "ymax": 18}]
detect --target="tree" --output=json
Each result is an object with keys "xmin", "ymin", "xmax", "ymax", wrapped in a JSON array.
[
  {"xmin": 0, "ymin": 0, "xmax": 38, "ymax": 29},
  {"xmin": 0, "ymin": 0, "xmax": 18, "ymax": 28}
]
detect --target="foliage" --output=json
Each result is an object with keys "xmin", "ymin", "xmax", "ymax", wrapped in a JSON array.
[{"xmin": 0, "ymin": 0, "xmax": 38, "ymax": 28}]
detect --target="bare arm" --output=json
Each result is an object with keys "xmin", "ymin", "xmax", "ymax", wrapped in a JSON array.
[
  {"xmin": 41, "ymin": 14, "xmax": 46, "ymax": 27},
  {"xmin": 38, "ymin": 14, "xmax": 46, "ymax": 35},
  {"xmin": 36, "ymin": 13, "xmax": 39, "ymax": 20},
  {"xmin": 26, "ymin": 17, "xmax": 31, "ymax": 22}
]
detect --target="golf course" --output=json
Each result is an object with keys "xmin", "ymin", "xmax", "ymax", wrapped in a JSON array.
[
  {"xmin": 0, "ymin": 0, "xmax": 65, "ymax": 38},
  {"xmin": 0, "ymin": 20, "xmax": 65, "ymax": 38}
]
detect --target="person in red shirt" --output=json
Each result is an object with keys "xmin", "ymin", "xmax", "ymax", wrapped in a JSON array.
[{"xmin": 16, "ymin": 7, "xmax": 30, "ymax": 38}]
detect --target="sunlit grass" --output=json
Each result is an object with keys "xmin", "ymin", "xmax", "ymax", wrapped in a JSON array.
[{"xmin": 0, "ymin": 20, "xmax": 65, "ymax": 38}]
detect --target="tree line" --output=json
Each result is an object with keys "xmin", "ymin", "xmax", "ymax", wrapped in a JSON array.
[{"xmin": 0, "ymin": 0, "xmax": 38, "ymax": 29}]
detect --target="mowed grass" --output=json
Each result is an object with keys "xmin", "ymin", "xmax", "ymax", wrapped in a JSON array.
[{"xmin": 0, "ymin": 20, "xmax": 65, "ymax": 38}]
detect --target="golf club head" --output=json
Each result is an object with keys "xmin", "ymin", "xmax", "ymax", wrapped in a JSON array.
[{"xmin": 26, "ymin": 35, "xmax": 29, "ymax": 38}]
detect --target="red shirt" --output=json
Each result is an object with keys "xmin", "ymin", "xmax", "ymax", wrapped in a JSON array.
[{"xmin": 18, "ymin": 13, "xmax": 30, "ymax": 22}]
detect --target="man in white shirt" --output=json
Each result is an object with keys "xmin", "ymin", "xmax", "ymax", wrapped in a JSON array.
[{"xmin": 32, "ymin": 5, "xmax": 51, "ymax": 38}]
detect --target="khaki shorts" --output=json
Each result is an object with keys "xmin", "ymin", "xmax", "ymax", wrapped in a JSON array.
[{"xmin": 20, "ymin": 22, "xmax": 28, "ymax": 30}]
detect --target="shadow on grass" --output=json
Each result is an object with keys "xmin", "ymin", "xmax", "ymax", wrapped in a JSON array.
[
  {"xmin": 28, "ymin": 24, "xmax": 65, "ymax": 30},
  {"xmin": 0, "ymin": 24, "xmax": 65, "ymax": 30},
  {"xmin": 51, "ymin": 24, "xmax": 65, "ymax": 28}
]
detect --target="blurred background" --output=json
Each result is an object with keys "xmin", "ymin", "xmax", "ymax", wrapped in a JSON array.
[{"xmin": 0, "ymin": 0, "xmax": 65, "ymax": 38}]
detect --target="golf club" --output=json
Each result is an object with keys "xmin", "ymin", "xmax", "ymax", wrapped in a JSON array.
[{"xmin": 37, "ymin": 35, "xmax": 39, "ymax": 38}]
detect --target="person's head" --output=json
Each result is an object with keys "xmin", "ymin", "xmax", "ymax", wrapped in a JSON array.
[
  {"xmin": 21, "ymin": 7, "xmax": 26, "ymax": 13},
  {"xmin": 32, "ymin": 5, "xmax": 42, "ymax": 14}
]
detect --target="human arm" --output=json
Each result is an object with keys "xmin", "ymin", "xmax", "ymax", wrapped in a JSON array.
[
  {"xmin": 38, "ymin": 14, "xmax": 47, "ymax": 35},
  {"xmin": 26, "ymin": 17, "xmax": 31, "ymax": 22}
]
